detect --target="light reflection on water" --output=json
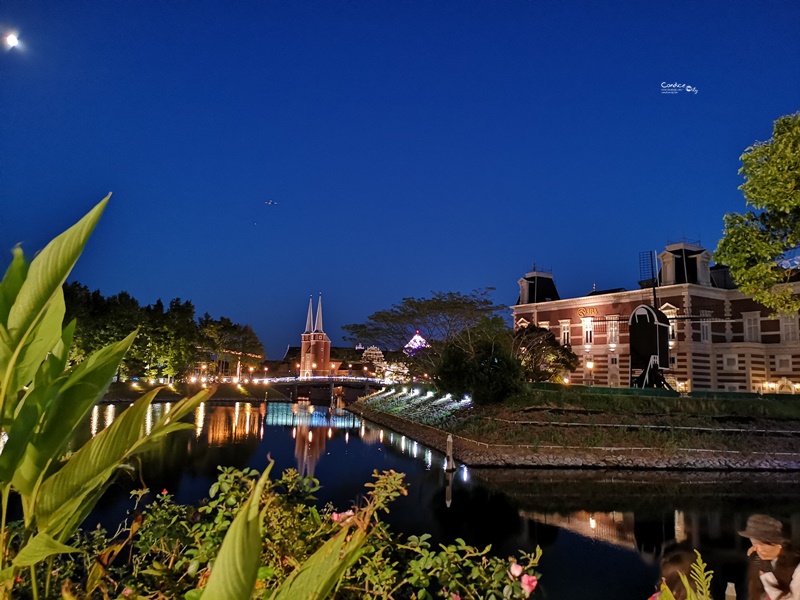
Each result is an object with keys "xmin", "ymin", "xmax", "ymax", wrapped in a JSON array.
[{"xmin": 75, "ymin": 401, "xmax": 800, "ymax": 600}]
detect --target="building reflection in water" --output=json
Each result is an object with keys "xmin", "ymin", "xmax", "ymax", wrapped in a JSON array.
[{"xmin": 523, "ymin": 510, "xmax": 637, "ymax": 550}]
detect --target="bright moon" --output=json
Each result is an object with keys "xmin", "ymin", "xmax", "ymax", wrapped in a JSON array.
[{"xmin": 6, "ymin": 34, "xmax": 19, "ymax": 48}]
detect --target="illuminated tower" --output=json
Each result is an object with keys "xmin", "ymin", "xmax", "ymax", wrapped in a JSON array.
[{"xmin": 300, "ymin": 294, "xmax": 331, "ymax": 378}]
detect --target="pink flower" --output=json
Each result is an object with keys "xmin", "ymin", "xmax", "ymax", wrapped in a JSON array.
[
  {"xmin": 331, "ymin": 510, "xmax": 354, "ymax": 523},
  {"xmin": 509, "ymin": 562, "xmax": 523, "ymax": 578},
  {"xmin": 451, "ymin": 594, "xmax": 461, "ymax": 600},
  {"xmin": 521, "ymin": 574, "xmax": 538, "ymax": 597},
  {"xmin": 122, "ymin": 589, "xmax": 133, "ymax": 597},
  {"xmin": 161, "ymin": 488, "xmax": 168, "ymax": 495}
]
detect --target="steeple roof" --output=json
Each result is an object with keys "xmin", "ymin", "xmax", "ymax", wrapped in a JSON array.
[
  {"xmin": 314, "ymin": 294, "xmax": 324, "ymax": 332},
  {"xmin": 304, "ymin": 296, "xmax": 313, "ymax": 333}
]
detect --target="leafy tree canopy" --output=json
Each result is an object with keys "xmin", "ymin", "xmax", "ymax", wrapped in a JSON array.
[
  {"xmin": 514, "ymin": 324, "xmax": 578, "ymax": 383},
  {"xmin": 436, "ymin": 316, "xmax": 521, "ymax": 404},
  {"xmin": 342, "ymin": 289, "xmax": 502, "ymax": 350},
  {"xmin": 342, "ymin": 289, "xmax": 503, "ymax": 377},
  {"xmin": 64, "ymin": 283, "xmax": 265, "ymax": 379},
  {"xmin": 715, "ymin": 111, "xmax": 800, "ymax": 314}
]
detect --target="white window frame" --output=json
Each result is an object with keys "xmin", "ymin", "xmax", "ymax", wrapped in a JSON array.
[
  {"xmin": 607, "ymin": 317, "xmax": 619, "ymax": 344},
  {"xmin": 723, "ymin": 354, "xmax": 738, "ymax": 370},
  {"xmin": 781, "ymin": 317, "xmax": 799, "ymax": 343},
  {"xmin": 743, "ymin": 312, "xmax": 761, "ymax": 343},
  {"xmin": 700, "ymin": 310, "xmax": 711, "ymax": 343},
  {"xmin": 582, "ymin": 318, "xmax": 594, "ymax": 345},
  {"xmin": 559, "ymin": 320, "xmax": 571, "ymax": 346},
  {"xmin": 776, "ymin": 355, "xmax": 792, "ymax": 372},
  {"xmin": 537, "ymin": 320, "xmax": 549, "ymax": 331},
  {"xmin": 661, "ymin": 305, "xmax": 677, "ymax": 340}
]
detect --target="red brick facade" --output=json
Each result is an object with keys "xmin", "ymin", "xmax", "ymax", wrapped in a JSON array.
[{"xmin": 512, "ymin": 244, "xmax": 800, "ymax": 393}]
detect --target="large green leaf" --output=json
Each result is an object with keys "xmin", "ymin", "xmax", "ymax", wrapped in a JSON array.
[
  {"xmin": 200, "ymin": 465, "xmax": 272, "ymax": 600},
  {"xmin": 0, "ymin": 314, "xmax": 77, "ymax": 487},
  {"xmin": 9, "ymin": 330, "xmax": 137, "ymax": 497},
  {"xmin": 271, "ymin": 525, "xmax": 367, "ymax": 600},
  {"xmin": 35, "ymin": 387, "xmax": 209, "ymax": 541},
  {"xmin": 1, "ymin": 195, "xmax": 109, "ymax": 417},
  {"xmin": 0, "ymin": 246, "xmax": 28, "ymax": 342},
  {"xmin": 3, "ymin": 289, "xmax": 65, "ymax": 420},
  {"xmin": 12, "ymin": 533, "xmax": 82, "ymax": 567}
]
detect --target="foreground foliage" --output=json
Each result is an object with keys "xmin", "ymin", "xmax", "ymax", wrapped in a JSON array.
[
  {"xmin": 0, "ymin": 197, "xmax": 212, "ymax": 599},
  {"xmin": 9, "ymin": 467, "xmax": 542, "ymax": 599},
  {"xmin": 715, "ymin": 111, "xmax": 800, "ymax": 314},
  {"xmin": 658, "ymin": 550, "xmax": 714, "ymax": 600}
]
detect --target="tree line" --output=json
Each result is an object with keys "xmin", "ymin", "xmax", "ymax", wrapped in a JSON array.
[
  {"xmin": 342, "ymin": 289, "xmax": 578, "ymax": 404},
  {"xmin": 63, "ymin": 282, "xmax": 265, "ymax": 380}
]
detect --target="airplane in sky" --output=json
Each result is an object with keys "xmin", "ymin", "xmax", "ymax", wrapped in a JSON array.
[{"xmin": 264, "ymin": 200, "xmax": 279, "ymax": 206}]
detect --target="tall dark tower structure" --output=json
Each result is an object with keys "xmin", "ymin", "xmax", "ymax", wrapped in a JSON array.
[{"xmin": 300, "ymin": 294, "xmax": 331, "ymax": 378}]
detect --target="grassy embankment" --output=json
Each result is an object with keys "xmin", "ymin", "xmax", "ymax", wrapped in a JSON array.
[{"xmin": 357, "ymin": 384, "xmax": 800, "ymax": 454}]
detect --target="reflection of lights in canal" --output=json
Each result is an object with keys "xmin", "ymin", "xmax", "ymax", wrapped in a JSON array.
[
  {"xmin": 91, "ymin": 405, "xmax": 99, "ymax": 437},
  {"xmin": 195, "ymin": 402, "xmax": 205, "ymax": 438},
  {"xmin": 104, "ymin": 404, "xmax": 115, "ymax": 429}
]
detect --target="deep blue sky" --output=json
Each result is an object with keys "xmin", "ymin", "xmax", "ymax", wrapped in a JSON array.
[{"xmin": 1, "ymin": 1, "xmax": 799, "ymax": 358}]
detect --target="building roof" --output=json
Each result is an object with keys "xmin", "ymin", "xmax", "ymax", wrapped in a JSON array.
[{"xmin": 586, "ymin": 287, "xmax": 627, "ymax": 296}]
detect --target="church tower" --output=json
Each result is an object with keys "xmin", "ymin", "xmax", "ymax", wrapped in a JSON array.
[{"xmin": 300, "ymin": 294, "xmax": 331, "ymax": 378}]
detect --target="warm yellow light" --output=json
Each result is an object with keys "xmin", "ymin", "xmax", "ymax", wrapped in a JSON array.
[
  {"xmin": 312, "ymin": 363, "xmax": 317, "ymax": 369},
  {"xmin": 564, "ymin": 378, "xmax": 570, "ymax": 384},
  {"xmin": 586, "ymin": 361, "xmax": 594, "ymax": 370}
]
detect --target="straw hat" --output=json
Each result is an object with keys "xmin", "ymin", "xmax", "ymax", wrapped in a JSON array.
[{"xmin": 738, "ymin": 514, "xmax": 786, "ymax": 545}]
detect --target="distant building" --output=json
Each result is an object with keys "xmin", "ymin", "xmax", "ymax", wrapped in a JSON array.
[
  {"xmin": 512, "ymin": 242, "xmax": 800, "ymax": 393},
  {"xmin": 300, "ymin": 294, "xmax": 332, "ymax": 378}
]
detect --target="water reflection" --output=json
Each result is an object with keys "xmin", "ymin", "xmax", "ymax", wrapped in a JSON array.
[
  {"xmin": 73, "ymin": 401, "xmax": 800, "ymax": 600},
  {"xmin": 524, "ymin": 510, "xmax": 636, "ymax": 550},
  {"xmin": 85, "ymin": 401, "xmax": 442, "ymax": 480}
]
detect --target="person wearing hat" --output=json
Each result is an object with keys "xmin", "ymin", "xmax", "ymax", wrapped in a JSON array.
[{"xmin": 739, "ymin": 514, "xmax": 800, "ymax": 600}]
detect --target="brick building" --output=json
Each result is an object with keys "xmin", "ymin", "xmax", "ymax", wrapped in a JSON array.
[
  {"xmin": 299, "ymin": 294, "xmax": 332, "ymax": 378},
  {"xmin": 511, "ymin": 242, "xmax": 800, "ymax": 393}
]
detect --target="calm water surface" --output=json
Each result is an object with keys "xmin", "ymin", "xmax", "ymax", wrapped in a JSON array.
[{"xmin": 78, "ymin": 400, "xmax": 800, "ymax": 600}]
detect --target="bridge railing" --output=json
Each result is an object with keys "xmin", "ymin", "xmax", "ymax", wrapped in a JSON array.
[{"xmin": 266, "ymin": 376, "xmax": 393, "ymax": 385}]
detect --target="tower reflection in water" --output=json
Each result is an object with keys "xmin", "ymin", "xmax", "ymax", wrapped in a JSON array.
[{"xmin": 79, "ymin": 400, "xmax": 800, "ymax": 596}]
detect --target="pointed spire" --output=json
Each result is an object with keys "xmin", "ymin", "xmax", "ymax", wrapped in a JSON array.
[
  {"xmin": 314, "ymin": 293, "xmax": 324, "ymax": 332},
  {"xmin": 304, "ymin": 295, "xmax": 313, "ymax": 333}
]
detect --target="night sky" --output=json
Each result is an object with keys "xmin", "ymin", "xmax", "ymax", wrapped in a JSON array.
[{"xmin": 1, "ymin": 1, "xmax": 799, "ymax": 358}]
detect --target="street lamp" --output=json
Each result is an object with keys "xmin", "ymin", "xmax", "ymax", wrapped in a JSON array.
[{"xmin": 586, "ymin": 360, "xmax": 594, "ymax": 386}]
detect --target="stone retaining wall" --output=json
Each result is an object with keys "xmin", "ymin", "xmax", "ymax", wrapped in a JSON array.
[{"xmin": 353, "ymin": 405, "xmax": 800, "ymax": 471}]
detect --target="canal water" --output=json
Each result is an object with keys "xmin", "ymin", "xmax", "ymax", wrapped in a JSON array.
[{"xmin": 79, "ymin": 400, "xmax": 800, "ymax": 600}]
